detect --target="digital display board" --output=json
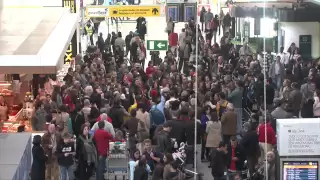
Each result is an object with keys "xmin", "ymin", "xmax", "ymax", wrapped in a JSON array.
[{"xmin": 283, "ymin": 161, "xmax": 318, "ymax": 180}]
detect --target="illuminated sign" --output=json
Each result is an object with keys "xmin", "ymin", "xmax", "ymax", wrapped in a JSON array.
[
  {"xmin": 63, "ymin": 0, "xmax": 76, "ymax": 64},
  {"xmin": 86, "ymin": 5, "xmax": 161, "ymax": 18},
  {"xmin": 64, "ymin": 43, "xmax": 72, "ymax": 64}
]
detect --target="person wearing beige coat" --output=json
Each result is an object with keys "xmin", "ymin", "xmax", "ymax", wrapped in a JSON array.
[{"xmin": 206, "ymin": 118, "xmax": 222, "ymax": 148}]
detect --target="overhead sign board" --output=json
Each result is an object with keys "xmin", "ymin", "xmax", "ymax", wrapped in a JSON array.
[
  {"xmin": 277, "ymin": 118, "xmax": 320, "ymax": 156},
  {"xmin": 147, "ymin": 40, "xmax": 168, "ymax": 51},
  {"xmin": 86, "ymin": 5, "xmax": 161, "ymax": 18}
]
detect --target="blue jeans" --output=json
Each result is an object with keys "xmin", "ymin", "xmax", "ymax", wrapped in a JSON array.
[
  {"xmin": 59, "ymin": 165, "xmax": 74, "ymax": 180},
  {"xmin": 97, "ymin": 156, "xmax": 107, "ymax": 180}
]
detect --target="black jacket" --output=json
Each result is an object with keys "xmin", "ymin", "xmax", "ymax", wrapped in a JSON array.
[
  {"xmin": 241, "ymin": 131, "xmax": 260, "ymax": 157},
  {"xmin": 72, "ymin": 111, "xmax": 85, "ymax": 137},
  {"xmin": 109, "ymin": 105, "xmax": 125, "ymax": 129},
  {"xmin": 211, "ymin": 149, "xmax": 227, "ymax": 177},
  {"xmin": 31, "ymin": 145, "xmax": 47, "ymax": 180},
  {"xmin": 134, "ymin": 166, "xmax": 148, "ymax": 180},
  {"xmin": 56, "ymin": 141, "xmax": 75, "ymax": 167},
  {"xmin": 226, "ymin": 144, "xmax": 246, "ymax": 170},
  {"xmin": 156, "ymin": 130, "xmax": 173, "ymax": 153},
  {"xmin": 167, "ymin": 119, "xmax": 185, "ymax": 145}
]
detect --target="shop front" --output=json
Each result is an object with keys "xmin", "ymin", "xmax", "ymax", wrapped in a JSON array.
[{"xmin": 0, "ymin": 7, "xmax": 79, "ymax": 132}]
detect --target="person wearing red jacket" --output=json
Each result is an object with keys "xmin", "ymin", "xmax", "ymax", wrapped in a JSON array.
[
  {"xmin": 145, "ymin": 61, "xmax": 155, "ymax": 78},
  {"xmin": 168, "ymin": 30, "xmax": 178, "ymax": 57},
  {"xmin": 94, "ymin": 120, "xmax": 113, "ymax": 180},
  {"xmin": 257, "ymin": 114, "xmax": 276, "ymax": 161}
]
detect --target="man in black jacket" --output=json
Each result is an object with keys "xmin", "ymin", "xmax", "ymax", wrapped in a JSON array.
[
  {"xmin": 156, "ymin": 122, "xmax": 173, "ymax": 153},
  {"xmin": 241, "ymin": 122, "xmax": 260, "ymax": 177},
  {"xmin": 211, "ymin": 141, "xmax": 228, "ymax": 180},
  {"xmin": 226, "ymin": 136, "xmax": 246, "ymax": 179}
]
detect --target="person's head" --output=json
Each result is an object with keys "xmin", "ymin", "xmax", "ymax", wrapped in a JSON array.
[
  {"xmin": 162, "ymin": 122, "xmax": 172, "ymax": 132},
  {"xmin": 218, "ymin": 141, "xmax": 228, "ymax": 152},
  {"xmin": 226, "ymin": 103, "xmax": 234, "ymax": 111},
  {"xmin": 117, "ymin": 31, "xmax": 122, "ymax": 38},
  {"xmin": 280, "ymin": 46, "xmax": 284, "ymax": 53},
  {"xmin": 218, "ymin": 92, "xmax": 226, "ymax": 100},
  {"xmin": 233, "ymin": 173, "xmax": 242, "ymax": 180},
  {"xmin": 170, "ymin": 161, "xmax": 179, "ymax": 172},
  {"xmin": 33, "ymin": 135, "xmax": 42, "ymax": 146},
  {"xmin": 130, "ymin": 108, "xmax": 137, "ymax": 117},
  {"xmin": 143, "ymin": 139, "xmax": 152, "ymax": 151},
  {"xmin": 48, "ymin": 124, "xmax": 55, "ymax": 134},
  {"xmin": 58, "ymin": 105, "xmax": 68, "ymax": 113},
  {"xmin": 83, "ymin": 99, "xmax": 91, "ymax": 107},
  {"xmin": 115, "ymin": 130, "xmax": 123, "ymax": 140},
  {"xmin": 266, "ymin": 151, "xmax": 275, "ymax": 163},
  {"xmin": 138, "ymin": 156, "xmax": 147, "ymax": 167},
  {"xmin": 131, "ymin": 149, "xmax": 140, "ymax": 161},
  {"xmin": 98, "ymin": 120, "xmax": 105, "ymax": 129},
  {"xmin": 62, "ymin": 133, "xmax": 73, "ymax": 143},
  {"xmin": 230, "ymin": 136, "xmax": 237, "ymax": 148},
  {"xmin": 81, "ymin": 124, "xmax": 90, "ymax": 136}
]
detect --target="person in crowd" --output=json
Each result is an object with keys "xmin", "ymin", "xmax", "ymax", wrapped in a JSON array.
[
  {"xmin": 222, "ymin": 12, "xmax": 231, "ymax": 34},
  {"xmin": 125, "ymin": 31, "xmax": 134, "ymax": 56},
  {"xmin": 56, "ymin": 133, "xmax": 75, "ymax": 180},
  {"xmin": 84, "ymin": 21, "xmax": 95, "ymax": 45},
  {"xmin": 122, "ymin": 108, "xmax": 139, "ymax": 151},
  {"xmin": 221, "ymin": 103, "xmax": 237, "ymax": 144},
  {"xmin": 162, "ymin": 153, "xmax": 175, "ymax": 180},
  {"xmin": 55, "ymin": 105, "xmax": 70, "ymax": 134},
  {"xmin": 206, "ymin": 110, "xmax": 222, "ymax": 158},
  {"xmin": 199, "ymin": 7, "xmax": 206, "ymax": 31},
  {"xmin": 42, "ymin": 124, "xmax": 61, "ymax": 180},
  {"xmin": 241, "ymin": 122, "xmax": 260, "ymax": 177},
  {"xmin": 91, "ymin": 113, "xmax": 115, "ymax": 137},
  {"xmin": 31, "ymin": 135, "xmax": 47, "ymax": 180},
  {"xmin": 269, "ymin": 55, "xmax": 285, "ymax": 91},
  {"xmin": 143, "ymin": 139, "xmax": 162, "ymax": 171},
  {"xmin": 32, "ymin": 101, "xmax": 47, "ymax": 131},
  {"xmin": 211, "ymin": 141, "xmax": 228, "ymax": 180},
  {"xmin": 226, "ymin": 136, "xmax": 246, "ymax": 178},
  {"xmin": 258, "ymin": 151, "xmax": 276, "ymax": 180},
  {"xmin": 228, "ymin": 80, "xmax": 244, "ymax": 134},
  {"xmin": 93, "ymin": 120, "xmax": 113, "ymax": 180},
  {"xmin": 76, "ymin": 124, "xmax": 97, "ymax": 180},
  {"xmin": 257, "ymin": 113, "xmax": 276, "ymax": 162},
  {"xmin": 134, "ymin": 157, "xmax": 149, "ymax": 180},
  {"xmin": 156, "ymin": 122, "xmax": 173, "ymax": 153},
  {"xmin": 167, "ymin": 161, "xmax": 185, "ymax": 180},
  {"xmin": 166, "ymin": 17, "xmax": 174, "ymax": 36},
  {"xmin": 204, "ymin": 8, "xmax": 213, "ymax": 31},
  {"xmin": 289, "ymin": 82, "xmax": 303, "ymax": 117}
]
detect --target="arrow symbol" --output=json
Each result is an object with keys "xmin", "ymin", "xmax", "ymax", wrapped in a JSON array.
[{"xmin": 157, "ymin": 42, "xmax": 165, "ymax": 48}]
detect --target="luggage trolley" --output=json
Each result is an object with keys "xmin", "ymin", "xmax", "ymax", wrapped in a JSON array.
[{"xmin": 107, "ymin": 141, "xmax": 129, "ymax": 180}]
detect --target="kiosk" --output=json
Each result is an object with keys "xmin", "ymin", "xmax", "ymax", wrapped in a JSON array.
[{"xmin": 277, "ymin": 118, "xmax": 320, "ymax": 180}]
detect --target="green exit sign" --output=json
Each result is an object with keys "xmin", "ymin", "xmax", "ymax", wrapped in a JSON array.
[{"xmin": 147, "ymin": 40, "xmax": 168, "ymax": 51}]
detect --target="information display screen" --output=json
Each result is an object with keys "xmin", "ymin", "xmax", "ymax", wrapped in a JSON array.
[{"xmin": 283, "ymin": 161, "xmax": 318, "ymax": 180}]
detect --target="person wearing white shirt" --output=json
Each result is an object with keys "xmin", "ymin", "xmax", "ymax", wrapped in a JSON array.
[{"xmin": 278, "ymin": 47, "xmax": 289, "ymax": 66}]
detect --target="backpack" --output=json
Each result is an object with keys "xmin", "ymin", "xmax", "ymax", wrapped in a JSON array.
[{"xmin": 149, "ymin": 105, "xmax": 165, "ymax": 126}]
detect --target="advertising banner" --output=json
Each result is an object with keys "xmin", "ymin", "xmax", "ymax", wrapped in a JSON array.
[
  {"xmin": 86, "ymin": 5, "xmax": 161, "ymax": 18},
  {"xmin": 63, "ymin": 0, "xmax": 77, "ymax": 64}
]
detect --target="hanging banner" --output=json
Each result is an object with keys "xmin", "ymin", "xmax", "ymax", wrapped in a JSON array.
[{"xmin": 63, "ymin": 0, "xmax": 77, "ymax": 64}]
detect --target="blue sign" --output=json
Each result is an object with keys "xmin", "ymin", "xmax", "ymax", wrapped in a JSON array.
[
  {"xmin": 167, "ymin": 6, "xmax": 178, "ymax": 22},
  {"xmin": 184, "ymin": 6, "xmax": 195, "ymax": 22}
]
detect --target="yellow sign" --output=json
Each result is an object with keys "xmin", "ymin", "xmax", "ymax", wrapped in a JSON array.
[
  {"xmin": 64, "ymin": 43, "xmax": 72, "ymax": 64},
  {"xmin": 86, "ymin": 5, "xmax": 161, "ymax": 18},
  {"xmin": 109, "ymin": 6, "xmax": 160, "ymax": 17}
]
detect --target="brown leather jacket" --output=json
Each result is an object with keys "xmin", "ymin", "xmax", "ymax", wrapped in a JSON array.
[
  {"xmin": 41, "ymin": 132, "xmax": 62, "ymax": 163},
  {"xmin": 221, "ymin": 111, "xmax": 237, "ymax": 136}
]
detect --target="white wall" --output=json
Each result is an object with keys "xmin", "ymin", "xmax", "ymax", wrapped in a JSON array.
[
  {"xmin": 279, "ymin": 22, "xmax": 320, "ymax": 59},
  {"xmin": 3, "ymin": 0, "xmax": 63, "ymax": 7}
]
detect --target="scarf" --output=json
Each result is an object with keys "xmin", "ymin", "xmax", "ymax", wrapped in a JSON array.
[{"xmin": 79, "ymin": 135, "xmax": 98, "ymax": 167}]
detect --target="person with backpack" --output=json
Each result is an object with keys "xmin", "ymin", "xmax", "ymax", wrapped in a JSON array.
[{"xmin": 149, "ymin": 88, "xmax": 167, "ymax": 142}]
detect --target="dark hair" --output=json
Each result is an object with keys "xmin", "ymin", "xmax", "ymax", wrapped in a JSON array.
[
  {"xmin": 165, "ymin": 153, "xmax": 174, "ymax": 164},
  {"xmin": 130, "ymin": 109, "xmax": 137, "ymax": 117},
  {"xmin": 138, "ymin": 157, "xmax": 146, "ymax": 167},
  {"xmin": 98, "ymin": 120, "xmax": 105, "ymax": 129},
  {"xmin": 33, "ymin": 135, "xmax": 42, "ymax": 145},
  {"xmin": 58, "ymin": 105, "xmax": 68, "ymax": 113},
  {"xmin": 130, "ymin": 149, "xmax": 140, "ymax": 161},
  {"xmin": 218, "ymin": 92, "xmax": 226, "ymax": 99},
  {"xmin": 218, "ymin": 141, "xmax": 227, "ymax": 148},
  {"xmin": 170, "ymin": 161, "xmax": 179, "ymax": 170},
  {"xmin": 80, "ymin": 124, "xmax": 90, "ymax": 135}
]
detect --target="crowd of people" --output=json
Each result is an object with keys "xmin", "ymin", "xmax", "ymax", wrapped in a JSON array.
[{"xmin": 29, "ymin": 8, "xmax": 320, "ymax": 180}]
